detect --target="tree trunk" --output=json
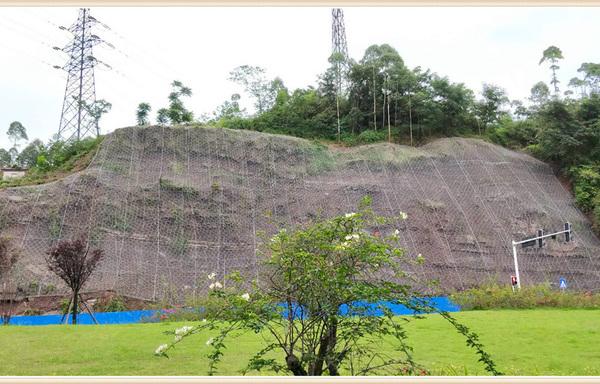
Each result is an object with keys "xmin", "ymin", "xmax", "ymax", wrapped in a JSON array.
[
  {"xmin": 72, "ymin": 290, "xmax": 78, "ymax": 325},
  {"xmin": 325, "ymin": 318, "xmax": 340, "ymax": 376},
  {"xmin": 408, "ymin": 92, "xmax": 413, "ymax": 146},
  {"xmin": 286, "ymin": 353, "xmax": 307, "ymax": 376},
  {"xmin": 372, "ymin": 66, "xmax": 377, "ymax": 131}
]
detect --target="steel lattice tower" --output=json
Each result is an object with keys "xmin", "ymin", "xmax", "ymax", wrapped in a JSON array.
[
  {"xmin": 331, "ymin": 8, "xmax": 349, "ymax": 94},
  {"xmin": 56, "ymin": 8, "xmax": 106, "ymax": 141},
  {"xmin": 331, "ymin": 8, "xmax": 350, "ymax": 142}
]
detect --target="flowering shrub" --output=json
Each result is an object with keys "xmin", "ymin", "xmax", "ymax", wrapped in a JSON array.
[{"xmin": 154, "ymin": 197, "xmax": 501, "ymax": 376}]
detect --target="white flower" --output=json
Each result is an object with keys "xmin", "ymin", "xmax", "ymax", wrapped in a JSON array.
[
  {"xmin": 175, "ymin": 325, "xmax": 193, "ymax": 336},
  {"xmin": 399, "ymin": 212, "xmax": 408, "ymax": 220},
  {"xmin": 155, "ymin": 344, "xmax": 168, "ymax": 355},
  {"xmin": 351, "ymin": 233, "xmax": 360, "ymax": 240},
  {"xmin": 209, "ymin": 281, "xmax": 223, "ymax": 290},
  {"xmin": 345, "ymin": 234, "xmax": 353, "ymax": 241},
  {"xmin": 202, "ymin": 319, "xmax": 207, "ymax": 323},
  {"xmin": 206, "ymin": 337, "xmax": 214, "ymax": 346},
  {"xmin": 394, "ymin": 229, "xmax": 400, "ymax": 236},
  {"xmin": 345, "ymin": 212, "xmax": 357, "ymax": 218},
  {"xmin": 241, "ymin": 293, "xmax": 250, "ymax": 301},
  {"xmin": 208, "ymin": 272, "xmax": 216, "ymax": 280},
  {"xmin": 174, "ymin": 335, "xmax": 182, "ymax": 342}
]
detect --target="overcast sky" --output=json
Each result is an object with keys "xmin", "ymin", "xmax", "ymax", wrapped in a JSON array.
[{"xmin": 1, "ymin": 7, "xmax": 599, "ymax": 149}]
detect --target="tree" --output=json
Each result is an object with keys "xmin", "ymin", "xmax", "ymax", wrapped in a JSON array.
[
  {"xmin": 229, "ymin": 65, "xmax": 281, "ymax": 115},
  {"xmin": 0, "ymin": 236, "xmax": 20, "ymax": 325},
  {"xmin": 529, "ymin": 81, "xmax": 550, "ymax": 107},
  {"xmin": 0, "ymin": 149, "xmax": 11, "ymax": 168},
  {"xmin": 155, "ymin": 198, "xmax": 501, "ymax": 376},
  {"xmin": 539, "ymin": 46, "xmax": 564, "ymax": 95},
  {"xmin": 158, "ymin": 81, "xmax": 194, "ymax": 125},
  {"xmin": 157, "ymin": 108, "xmax": 169, "ymax": 125},
  {"xmin": 76, "ymin": 99, "xmax": 112, "ymax": 136},
  {"xmin": 534, "ymin": 100, "xmax": 597, "ymax": 168},
  {"xmin": 16, "ymin": 139, "xmax": 43, "ymax": 168},
  {"xmin": 136, "ymin": 102, "xmax": 152, "ymax": 126},
  {"xmin": 213, "ymin": 94, "xmax": 245, "ymax": 121},
  {"xmin": 6, "ymin": 121, "xmax": 28, "ymax": 165},
  {"xmin": 475, "ymin": 84, "xmax": 509, "ymax": 131},
  {"xmin": 45, "ymin": 236, "xmax": 103, "ymax": 325},
  {"xmin": 568, "ymin": 77, "xmax": 587, "ymax": 99},
  {"xmin": 578, "ymin": 62, "xmax": 600, "ymax": 95}
]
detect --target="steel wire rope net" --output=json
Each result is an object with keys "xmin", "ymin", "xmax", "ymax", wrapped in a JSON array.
[{"xmin": 3, "ymin": 127, "xmax": 600, "ymax": 301}]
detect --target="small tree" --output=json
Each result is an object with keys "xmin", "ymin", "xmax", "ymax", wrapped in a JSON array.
[
  {"xmin": 0, "ymin": 236, "xmax": 20, "ymax": 325},
  {"xmin": 155, "ymin": 198, "xmax": 501, "ymax": 376},
  {"xmin": 45, "ymin": 236, "xmax": 103, "ymax": 325},
  {"xmin": 6, "ymin": 121, "xmax": 28, "ymax": 165},
  {"xmin": 539, "ymin": 46, "xmax": 564, "ymax": 95},
  {"xmin": 136, "ymin": 102, "xmax": 152, "ymax": 126},
  {"xmin": 77, "ymin": 99, "xmax": 112, "ymax": 136}
]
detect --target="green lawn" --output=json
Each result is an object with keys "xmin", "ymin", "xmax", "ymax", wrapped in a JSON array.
[{"xmin": 1, "ymin": 309, "xmax": 599, "ymax": 376}]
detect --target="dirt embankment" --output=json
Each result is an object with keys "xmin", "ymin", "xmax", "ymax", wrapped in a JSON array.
[{"xmin": 1, "ymin": 126, "xmax": 599, "ymax": 301}]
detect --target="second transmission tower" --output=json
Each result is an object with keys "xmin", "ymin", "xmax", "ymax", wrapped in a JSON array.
[
  {"xmin": 55, "ymin": 8, "xmax": 109, "ymax": 141},
  {"xmin": 331, "ymin": 8, "xmax": 350, "ymax": 142}
]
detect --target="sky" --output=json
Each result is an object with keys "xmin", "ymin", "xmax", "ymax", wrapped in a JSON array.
[{"xmin": 1, "ymin": 6, "xmax": 599, "ymax": 149}]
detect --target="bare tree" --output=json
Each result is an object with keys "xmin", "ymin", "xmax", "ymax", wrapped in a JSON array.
[
  {"xmin": 46, "ymin": 236, "xmax": 103, "ymax": 325},
  {"xmin": 0, "ymin": 236, "xmax": 20, "ymax": 325}
]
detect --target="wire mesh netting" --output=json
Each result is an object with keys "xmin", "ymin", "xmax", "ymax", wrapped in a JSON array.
[{"xmin": 1, "ymin": 125, "xmax": 599, "ymax": 301}]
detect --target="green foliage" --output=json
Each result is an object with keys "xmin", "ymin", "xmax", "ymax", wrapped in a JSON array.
[
  {"xmin": 228, "ymin": 65, "xmax": 282, "ymax": 115},
  {"xmin": 451, "ymin": 282, "xmax": 600, "ymax": 310},
  {"xmin": 571, "ymin": 164, "xmax": 600, "ymax": 212},
  {"xmin": 155, "ymin": 199, "xmax": 501, "ymax": 376},
  {"xmin": 60, "ymin": 298, "xmax": 71, "ymax": 315},
  {"xmin": 78, "ymin": 99, "xmax": 112, "ymax": 133},
  {"xmin": 157, "ymin": 81, "xmax": 193, "ymax": 125},
  {"xmin": 486, "ymin": 119, "xmax": 538, "ymax": 149},
  {"xmin": 0, "ymin": 136, "xmax": 103, "ymax": 189},
  {"xmin": 136, "ymin": 102, "xmax": 152, "ymax": 126},
  {"xmin": 96, "ymin": 296, "xmax": 128, "ymax": 313},
  {"xmin": 355, "ymin": 129, "xmax": 387, "ymax": 144}
]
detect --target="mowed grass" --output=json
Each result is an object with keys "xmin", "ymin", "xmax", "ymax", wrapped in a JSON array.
[{"xmin": 1, "ymin": 309, "xmax": 599, "ymax": 376}]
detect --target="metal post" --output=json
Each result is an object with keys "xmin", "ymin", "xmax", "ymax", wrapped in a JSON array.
[{"xmin": 512, "ymin": 241, "xmax": 521, "ymax": 290}]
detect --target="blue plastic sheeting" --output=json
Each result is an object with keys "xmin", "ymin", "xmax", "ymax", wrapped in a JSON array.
[
  {"xmin": 9, "ymin": 310, "xmax": 157, "ymax": 326},
  {"xmin": 281, "ymin": 297, "xmax": 460, "ymax": 319},
  {"xmin": 8, "ymin": 297, "xmax": 459, "ymax": 326},
  {"xmin": 343, "ymin": 297, "xmax": 460, "ymax": 316}
]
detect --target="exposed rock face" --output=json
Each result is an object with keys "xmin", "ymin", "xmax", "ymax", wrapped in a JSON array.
[{"xmin": 1, "ymin": 126, "xmax": 599, "ymax": 300}]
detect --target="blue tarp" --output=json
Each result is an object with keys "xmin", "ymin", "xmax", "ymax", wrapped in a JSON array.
[
  {"xmin": 9, "ymin": 310, "xmax": 157, "ymax": 326},
  {"xmin": 8, "ymin": 297, "xmax": 460, "ymax": 326}
]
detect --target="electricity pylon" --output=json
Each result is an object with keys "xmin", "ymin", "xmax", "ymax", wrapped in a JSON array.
[
  {"xmin": 331, "ymin": 8, "xmax": 350, "ymax": 142},
  {"xmin": 55, "ymin": 8, "xmax": 111, "ymax": 141}
]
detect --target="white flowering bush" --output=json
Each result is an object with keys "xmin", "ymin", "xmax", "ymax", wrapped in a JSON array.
[{"xmin": 154, "ymin": 196, "xmax": 501, "ymax": 376}]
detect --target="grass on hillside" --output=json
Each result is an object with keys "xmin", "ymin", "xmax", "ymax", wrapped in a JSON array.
[
  {"xmin": 0, "ymin": 309, "xmax": 599, "ymax": 376},
  {"xmin": 0, "ymin": 136, "xmax": 103, "ymax": 189}
]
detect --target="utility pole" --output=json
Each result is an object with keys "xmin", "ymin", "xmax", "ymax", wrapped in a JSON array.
[
  {"xmin": 331, "ymin": 8, "xmax": 349, "ymax": 143},
  {"xmin": 54, "ymin": 8, "xmax": 111, "ymax": 141}
]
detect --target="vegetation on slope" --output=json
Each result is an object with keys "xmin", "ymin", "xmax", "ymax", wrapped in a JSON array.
[
  {"xmin": 451, "ymin": 282, "xmax": 600, "ymax": 310},
  {"xmin": 0, "ymin": 136, "xmax": 103, "ymax": 189}
]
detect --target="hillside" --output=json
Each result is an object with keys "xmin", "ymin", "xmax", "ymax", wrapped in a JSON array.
[{"xmin": 1, "ymin": 126, "xmax": 599, "ymax": 300}]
